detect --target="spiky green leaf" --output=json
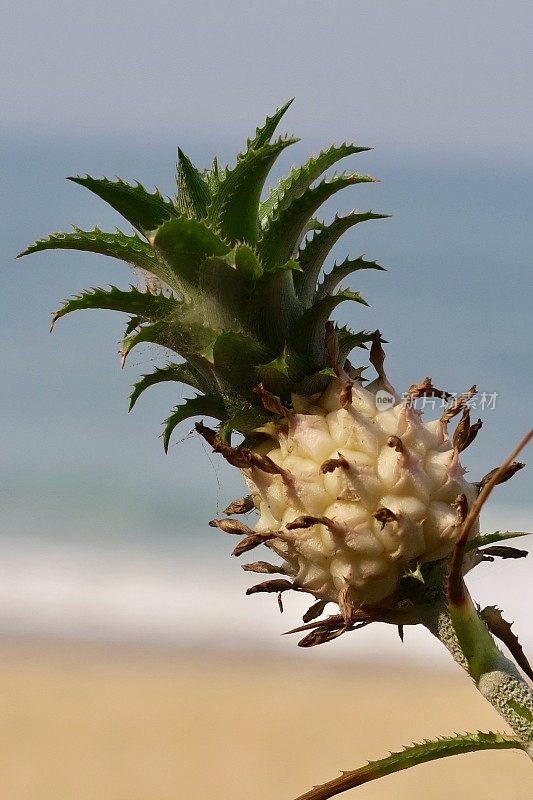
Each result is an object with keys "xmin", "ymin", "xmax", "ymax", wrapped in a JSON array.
[
  {"xmin": 259, "ymin": 174, "xmax": 376, "ymax": 269},
  {"xmin": 68, "ymin": 176, "xmax": 177, "ymax": 233},
  {"xmin": 209, "ymin": 137, "xmax": 298, "ymax": 245},
  {"xmin": 219, "ymin": 406, "xmax": 272, "ymax": 443},
  {"xmin": 294, "ymin": 732, "xmax": 521, "ymax": 800},
  {"xmin": 197, "ymin": 256, "xmax": 250, "ymax": 331},
  {"xmin": 124, "ymin": 316, "xmax": 143, "ymax": 337},
  {"xmin": 120, "ymin": 322, "xmax": 177, "ymax": 366},
  {"xmin": 246, "ymin": 99, "xmax": 294, "ymax": 151},
  {"xmin": 297, "ymin": 367, "xmax": 337, "ymax": 396},
  {"xmin": 234, "ymin": 244, "xmax": 264, "ymax": 281},
  {"xmin": 316, "ymin": 256, "xmax": 385, "ymax": 300},
  {"xmin": 51, "ymin": 286, "xmax": 179, "ymax": 330},
  {"xmin": 211, "ymin": 331, "xmax": 269, "ymax": 390},
  {"xmin": 255, "ymin": 269, "xmax": 303, "ymax": 350},
  {"xmin": 265, "ymin": 258, "xmax": 303, "ymax": 277},
  {"xmin": 151, "ymin": 216, "xmax": 230, "ymax": 291},
  {"xmin": 255, "ymin": 351, "xmax": 292, "ymax": 397},
  {"xmin": 120, "ymin": 309, "xmax": 217, "ymax": 365},
  {"xmin": 23, "ymin": 104, "xmax": 390, "ymax": 441},
  {"xmin": 176, "ymin": 148, "xmax": 211, "ymax": 218},
  {"xmin": 480, "ymin": 606, "xmax": 533, "ymax": 681},
  {"xmin": 260, "ymin": 143, "xmax": 372, "ymax": 224},
  {"xmin": 129, "ymin": 362, "xmax": 212, "ymax": 411},
  {"xmin": 336, "ymin": 326, "xmax": 373, "ymax": 363},
  {"xmin": 163, "ymin": 395, "xmax": 226, "ymax": 452},
  {"xmin": 292, "ymin": 290, "xmax": 368, "ymax": 367},
  {"xmin": 295, "ymin": 211, "xmax": 388, "ymax": 306},
  {"xmin": 18, "ymin": 227, "xmax": 159, "ymax": 272},
  {"xmin": 203, "ymin": 156, "xmax": 226, "ymax": 195},
  {"xmin": 467, "ymin": 531, "xmax": 531, "ymax": 552}
]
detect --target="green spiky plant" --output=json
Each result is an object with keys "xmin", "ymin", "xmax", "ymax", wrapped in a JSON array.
[{"xmin": 21, "ymin": 100, "xmax": 533, "ymax": 797}]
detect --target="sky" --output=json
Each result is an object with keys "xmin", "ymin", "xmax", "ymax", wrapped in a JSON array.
[
  {"xmin": 2, "ymin": 0, "xmax": 532, "ymax": 160},
  {"xmin": 1, "ymin": 0, "xmax": 532, "ymax": 654}
]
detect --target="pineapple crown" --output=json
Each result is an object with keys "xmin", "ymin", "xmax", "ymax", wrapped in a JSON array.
[{"xmin": 20, "ymin": 99, "xmax": 388, "ymax": 448}]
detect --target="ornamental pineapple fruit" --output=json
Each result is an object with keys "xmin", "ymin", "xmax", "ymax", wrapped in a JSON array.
[
  {"xmin": 238, "ymin": 375, "xmax": 479, "ymax": 613},
  {"xmin": 22, "ymin": 100, "xmax": 488, "ymax": 642}
]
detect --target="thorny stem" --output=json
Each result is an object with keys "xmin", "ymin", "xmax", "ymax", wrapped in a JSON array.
[
  {"xmin": 429, "ymin": 430, "xmax": 533, "ymax": 756},
  {"xmin": 293, "ymin": 733, "xmax": 521, "ymax": 800},
  {"xmin": 295, "ymin": 432, "xmax": 533, "ymax": 800},
  {"xmin": 422, "ymin": 598, "xmax": 533, "ymax": 757}
]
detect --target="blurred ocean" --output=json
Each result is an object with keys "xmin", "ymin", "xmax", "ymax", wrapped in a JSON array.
[{"xmin": 1, "ymin": 133, "xmax": 532, "ymax": 664}]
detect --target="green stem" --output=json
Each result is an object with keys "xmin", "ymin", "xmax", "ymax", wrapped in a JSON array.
[{"xmin": 422, "ymin": 596, "xmax": 533, "ymax": 757}]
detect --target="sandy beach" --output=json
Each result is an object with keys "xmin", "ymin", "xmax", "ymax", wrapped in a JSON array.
[{"xmin": 1, "ymin": 638, "xmax": 532, "ymax": 800}]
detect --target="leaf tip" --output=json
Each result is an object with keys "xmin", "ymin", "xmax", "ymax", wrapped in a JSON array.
[{"xmin": 49, "ymin": 311, "xmax": 60, "ymax": 333}]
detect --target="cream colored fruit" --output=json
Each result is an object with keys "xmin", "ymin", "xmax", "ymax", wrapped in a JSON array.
[{"xmin": 244, "ymin": 375, "xmax": 479, "ymax": 608}]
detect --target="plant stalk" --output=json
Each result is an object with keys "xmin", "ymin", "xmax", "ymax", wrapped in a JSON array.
[
  {"xmin": 422, "ymin": 598, "xmax": 533, "ymax": 758},
  {"xmin": 426, "ymin": 429, "xmax": 533, "ymax": 755}
]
